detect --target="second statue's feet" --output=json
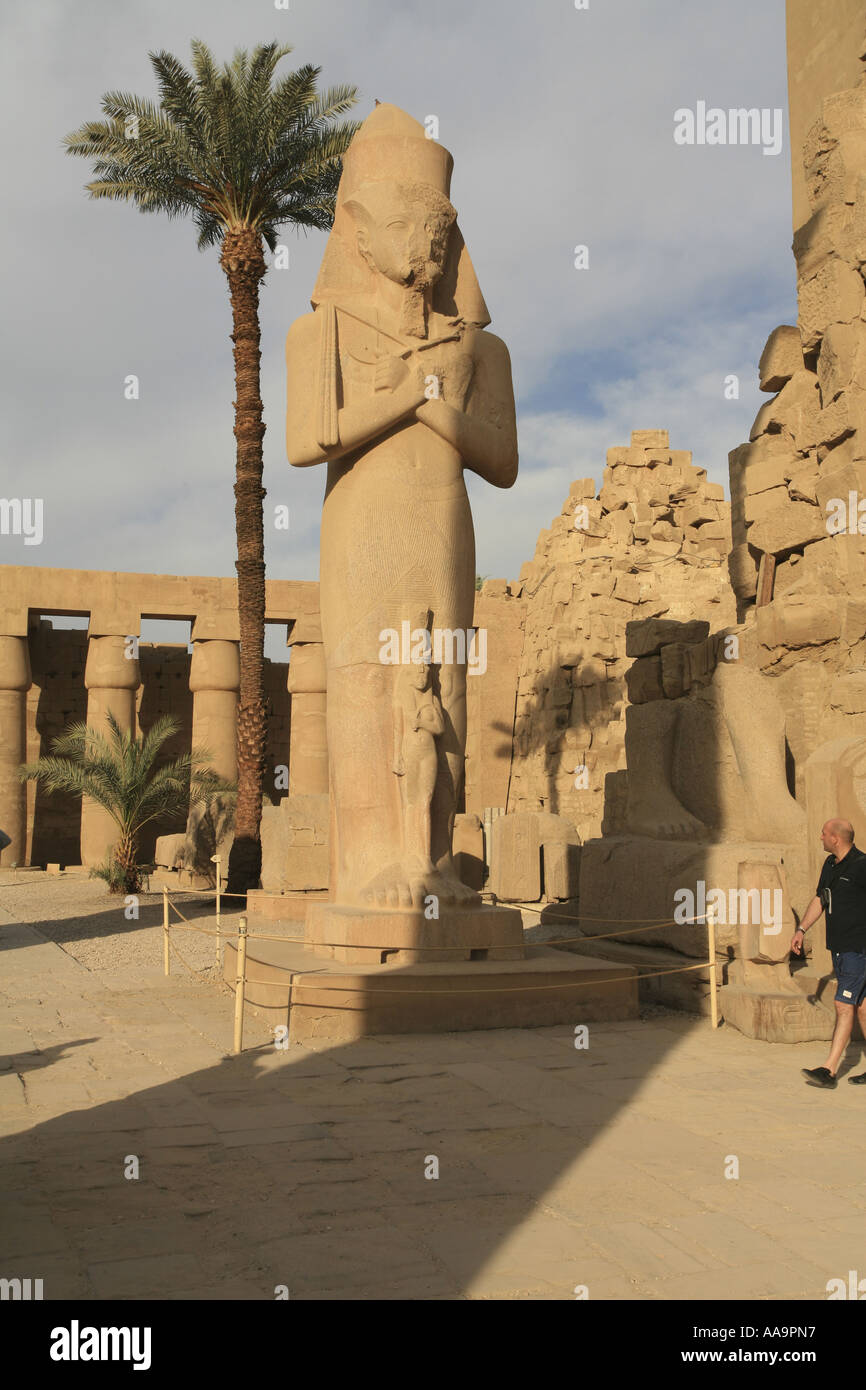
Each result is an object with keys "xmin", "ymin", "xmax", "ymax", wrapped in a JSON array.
[{"xmin": 627, "ymin": 794, "xmax": 706, "ymax": 841}]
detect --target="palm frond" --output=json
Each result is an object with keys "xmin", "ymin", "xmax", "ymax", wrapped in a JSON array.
[
  {"xmin": 65, "ymin": 39, "xmax": 359, "ymax": 245},
  {"xmin": 21, "ymin": 713, "xmax": 229, "ymax": 858},
  {"xmin": 137, "ymin": 714, "xmax": 184, "ymax": 780}
]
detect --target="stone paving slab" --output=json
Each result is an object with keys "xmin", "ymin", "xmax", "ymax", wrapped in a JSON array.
[{"xmin": 1, "ymin": 877, "xmax": 865, "ymax": 1300}]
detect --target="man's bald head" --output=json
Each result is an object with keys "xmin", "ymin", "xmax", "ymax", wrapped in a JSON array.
[{"xmin": 821, "ymin": 818, "xmax": 855, "ymax": 847}]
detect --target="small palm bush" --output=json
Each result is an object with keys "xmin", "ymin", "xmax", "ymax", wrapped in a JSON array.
[{"xmin": 21, "ymin": 713, "xmax": 232, "ymax": 895}]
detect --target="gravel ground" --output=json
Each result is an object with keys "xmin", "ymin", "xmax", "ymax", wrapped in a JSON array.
[{"xmin": 0, "ymin": 870, "xmax": 244, "ymax": 984}]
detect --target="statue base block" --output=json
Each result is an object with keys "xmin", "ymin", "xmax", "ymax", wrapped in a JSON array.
[
  {"xmin": 305, "ymin": 901, "xmax": 524, "ymax": 964},
  {"xmin": 223, "ymin": 932, "xmax": 639, "ymax": 1041},
  {"xmin": 720, "ymin": 984, "xmax": 835, "ymax": 1043}
]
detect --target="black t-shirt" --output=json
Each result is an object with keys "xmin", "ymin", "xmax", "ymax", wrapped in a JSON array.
[{"xmin": 816, "ymin": 846, "xmax": 866, "ymax": 953}]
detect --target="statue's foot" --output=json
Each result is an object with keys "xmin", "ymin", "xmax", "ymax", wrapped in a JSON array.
[
  {"xmin": 424, "ymin": 865, "xmax": 481, "ymax": 909},
  {"xmin": 359, "ymin": 860, "xmax": 480, "ymax": 910},
  {"xmin": 628, "ymin": 795, "xmax": 706, "ymax": 841},
  {"xmin": 360, "ymin": 861, "xmax": 435, "ymax": 911}
]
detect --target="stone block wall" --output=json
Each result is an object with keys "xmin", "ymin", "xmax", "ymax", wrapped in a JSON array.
[
  {"xmin": 728, "ymin": 49, "xmax": 866, "ymax": 817},
  {"xmin": 786, "ymin": 0, "xmax": 865, "ymax": 230},
  {"xmin": 506, "ymin": 431, "xmax": 737, "ymax": 843}
]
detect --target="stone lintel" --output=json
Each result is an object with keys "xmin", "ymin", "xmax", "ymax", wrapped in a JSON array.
[
  {"xmin": 287, "ymin": 613, "xmax": 323, "ymax": 645},
  {"xmin": 87, "ymin": 609, "xmax": 141, "ymax": 639},
  {"xmin": 190, "ymin": 611, "xmax": 241, "ymax": 642},
  {"xmin": 0, "ymin": 565, "xmax": 318, "ymax": 633},
  {"xmin": 0, "ymin": 606, "xmax": 29, "ymax": 637}
]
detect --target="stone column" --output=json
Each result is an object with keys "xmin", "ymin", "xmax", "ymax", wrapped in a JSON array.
[
  {"xmin": 0, "ymin": 635, "xmax": 31, "ymax": 865},
  {"xmin": 287, "ymin": 641, "xmax": 327, "ymax": 795},
  {"xmin": 81, "ymin": 634, "xmax": 140, "ymax": 867},
  {"xmin": 189, "ymin": 639, "xmax": 240, "ymax": 782}
]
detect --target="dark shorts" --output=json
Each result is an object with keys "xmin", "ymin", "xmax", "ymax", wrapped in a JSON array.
[{"xmin": 832, "ymin": 951, "xmax": 866, "ymax": 1006}]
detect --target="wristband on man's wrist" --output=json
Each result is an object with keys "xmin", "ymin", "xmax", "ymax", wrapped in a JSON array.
[{"xmin": 795, "ymin": 927, "xmax": 805, "ymax": 935}]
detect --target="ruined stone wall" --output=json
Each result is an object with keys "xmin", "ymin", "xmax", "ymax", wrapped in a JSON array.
[
  {"xmin": 568, "ymin": 28, "xmax": 866, "ymax": 1040},
  {"xmin": 786, "ymin": 0, "xmax": 865, "ymax": 230},
  {"xmin": 507, "ymin": 430, "xmax": 737, "ymax": 844},
  {"xmin": 728, "ymin": 45, "xmax": 866, "ymax": 862}
]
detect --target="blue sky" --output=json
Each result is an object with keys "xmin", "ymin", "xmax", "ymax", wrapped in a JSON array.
[{"xmin": 0, "ymin": 0, "xmax": 794, "ymax": 653}]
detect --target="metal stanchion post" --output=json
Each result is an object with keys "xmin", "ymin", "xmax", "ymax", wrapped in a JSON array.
[
  {"xmin": 707, "ymin": 904, "xmax": 719, "ymax": 1029},
  {"xmin": 233, "ymin": 917, "xmax": 248, "ymax": 1055},
  {"xmin": 163, "ymin": 885, "xmax": 170, "ymax": 977}
]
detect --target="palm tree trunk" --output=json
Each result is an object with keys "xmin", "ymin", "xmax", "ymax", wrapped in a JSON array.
[
  {"xmin": 220, "ymin": 227, "xmax": 267, "ymax": 896},
  {"xmin": 114, "ymin": 829, "xmax": 140, "ymax": 896}
]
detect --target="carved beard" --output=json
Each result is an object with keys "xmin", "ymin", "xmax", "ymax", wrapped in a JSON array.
[
  {"xmin": 400, "ymin": 288, "xmax": 427, "ymax": 339},
  {"xmin": 399, "ymin": 258, "xmax": 440, "ymax": 339}
]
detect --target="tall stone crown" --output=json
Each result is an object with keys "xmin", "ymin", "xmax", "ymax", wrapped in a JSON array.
[
  {"xmin": 336, "ymin": 104, "xmax": 454, "ymax": 201},
  {"xmin": 311, "ymin": 103, "xmax": 490, "ymax": 328}
]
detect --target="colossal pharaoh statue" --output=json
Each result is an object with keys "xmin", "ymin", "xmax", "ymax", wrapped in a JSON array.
[{"xmin": 286, "ymin": 105, "xmax": 520, "ymax": 959}]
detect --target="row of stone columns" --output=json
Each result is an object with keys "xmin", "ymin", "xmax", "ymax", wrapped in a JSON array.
[{"xmin": 0, "ymin": 624, "xmax": 328, "ymax": 869}]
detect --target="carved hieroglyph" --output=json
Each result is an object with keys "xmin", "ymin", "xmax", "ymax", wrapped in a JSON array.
[{"xmin": 286, "ymin": 105, "xmax": 518, "ymax": 913}]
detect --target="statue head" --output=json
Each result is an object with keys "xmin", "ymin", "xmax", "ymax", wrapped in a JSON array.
[
  {"xmin": 399, "ymin": 658, "xmax": 431, "ymax": 693},
  {"xmin": 311, "ymin": 105, "xmax": 490, "ymax": 331},
  {"xmin": 345, "ymin": 180, "xmax": 457, "ymax": 293},
  {"xmin": 411, "ymin": 660, "xmax": 431, "ymax": 690}
]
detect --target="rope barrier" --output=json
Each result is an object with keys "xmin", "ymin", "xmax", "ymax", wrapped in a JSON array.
[
  {"xmin": 150, "ymin": 881, "xmax": 704, "ymax": 925},
  {"xmin": 516, "ymin": 903, "xmax": 707, "ymax": 924},
  {"xmin": 169, "ymin": 914, "xmax": 220, "ymax": 938},
  {"xmin": 166, "ymin": 932, "xmax": 211, "ymax": 979},
  {"xmin": 156, "ymin": 880, "xmax": 714, "ymax": 930},
  {"xmin": 151, "ymin": 884, "xmax": 251, "ymax": 899},
  {"xmin": 158, "ymin": 914, "xmax": 714, "ymax": 949},
  {"xmin": 233, "ymin": 959, "xmax": 710, "ymax": 997},
  {"xmin": 167, "ymin": 898, "xmax": 194, "ymax": 927},
  {"xmin": 157, "ymin": 883, "xmax": 722, "ymax": 1052}
]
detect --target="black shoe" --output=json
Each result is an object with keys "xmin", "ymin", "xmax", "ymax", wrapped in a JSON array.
[
  {"xmin": 802, "ymin": 1066, "xmax": 837, "ymax": 1088},
  {"xmin": 848, "ymin": 1072, "xmax": 866, "ymax": 1085}
]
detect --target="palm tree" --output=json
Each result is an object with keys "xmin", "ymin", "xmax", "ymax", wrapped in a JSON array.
[
  {"xmin": 21, "ymin": 713, "xmax": 230, "ymax": 895},
  {"xmin": 63, "ymin": 41, "xmax": 359, "ymax": 895}
]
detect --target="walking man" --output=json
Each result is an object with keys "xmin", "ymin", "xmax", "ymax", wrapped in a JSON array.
[{"xmin": 792, "ymin": 818, "xmax": 866, "ymax": 1088}]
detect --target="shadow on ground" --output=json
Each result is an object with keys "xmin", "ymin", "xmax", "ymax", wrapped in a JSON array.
[{"xmin": 0, "ymin": 1012, "xmax": 699, "ymax": 1300}]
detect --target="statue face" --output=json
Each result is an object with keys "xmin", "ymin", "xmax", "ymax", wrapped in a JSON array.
[{"xmin": 350, "ymin": 183, "xmax": 455, "ymax": 290}]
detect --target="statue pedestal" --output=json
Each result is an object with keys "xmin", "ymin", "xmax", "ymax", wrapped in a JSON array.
[
  {"xmin": 305, "ymin": 901, "xmax": 524, "ymax": 964},
  {"xmin": 579, "ymin": 835, "xmax": 827, "ymax": 1041},
  {"xmin": 224, "ymin": 926, "xmax": 639, "ymax": 1040}
]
